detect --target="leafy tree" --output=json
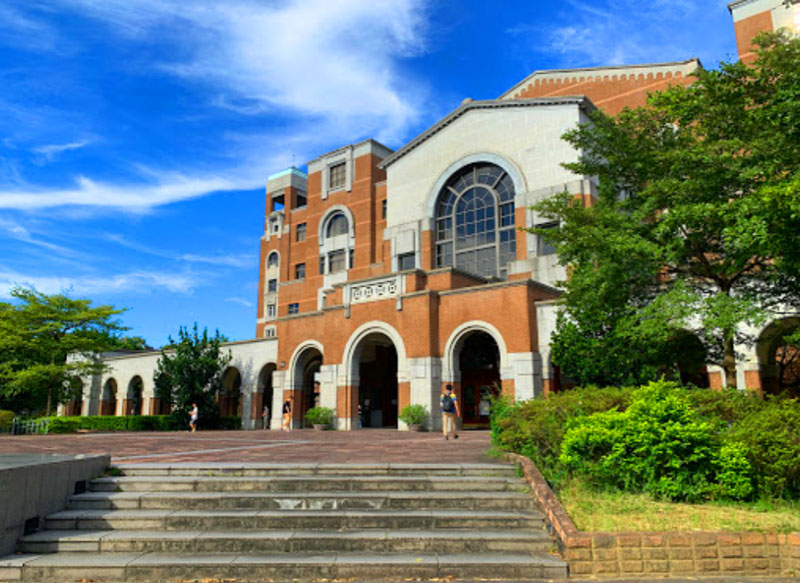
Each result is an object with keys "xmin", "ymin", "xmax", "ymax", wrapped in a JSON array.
[
  {"xmin": 534, "ymin": 32, "xmax": 800, "ymax": 388},
  {"xmin": 154, "ymin": 324, "xmax": 231, "ymax": 430},
  {"xmin": 0, "ymin": 287, "xmax": 130, "ymax": 414}
]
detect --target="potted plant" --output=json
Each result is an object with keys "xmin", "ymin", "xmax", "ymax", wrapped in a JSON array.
[
  {"xmin": 305, "ymin": 406, "xmax": 334, "ymax": 430},
  {"xmin": 398, "ymin": 404, "xmax": 429, "ymax": 431}
]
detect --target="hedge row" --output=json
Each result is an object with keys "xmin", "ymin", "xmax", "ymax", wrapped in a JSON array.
[
  {"xmin": 491, "ymin": 381, "xmax": 800, "ymax": 502},
  {"xmin": 42, "ymin": 415, "xmax": 242, "ymax": 433}
]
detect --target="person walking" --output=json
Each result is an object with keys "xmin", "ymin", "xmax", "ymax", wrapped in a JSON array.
[
  {"xmin": 262, "ymin": 405, "xmax": 270, "ymax": 430},
  {"xmin": 189, "ymin": 402, "xmax": 199, "ymax": 433},
  {"xmin": 440, "ymin": 385, "xmax": 460, "ymax": 440},
  {"xmin": 281, "ymin": 395, "xmax": 293, "ymax": 432}
]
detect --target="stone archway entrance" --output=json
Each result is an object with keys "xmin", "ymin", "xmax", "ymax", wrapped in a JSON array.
[
  {"xmin": 257, "ymin": 363, "xmax": 276, "ymax": 428},
  {"xmin": 127, "ymin": 376, "xmax": 144, "ymax": 416},
  {"xmin": 293, "ymin": 347, "xmax": 322, "ymax": 427},
  {"xmin": 457, "ymin": 331, "xmax": 500, "ymax": 428},
  {"xmin": 220, "ymin": 368, "xmax": 243, "ymax": 417},
  {"xmin": 757, "ymin": 317, "xmax": 800, "ymax": 397},
  {"xmin": 355, "ymin": 333, "xmax": 398, "ymax": 428},
  {"xmin": 101, "ymin": 378, "xmax": 118, "ymax": 416}
]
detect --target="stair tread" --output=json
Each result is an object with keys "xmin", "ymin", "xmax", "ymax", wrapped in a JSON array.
[
  {"xmin": 1, "ymin": 551, "xmax": 567, "ymax": 567},
  {"xmin": 50, "ymin": 508, "xmax": 543, "ymax": 519},
  {"xmin": 23, "ymin": 528, "xmax": 552, "ymax": 542},
  {"xmin": 75, "ymin": 490, "xmax": 531, "ymax": 499}
]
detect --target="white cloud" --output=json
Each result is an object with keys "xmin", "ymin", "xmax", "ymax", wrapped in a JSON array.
[
  {"xmin": 225, "ymin": 297, "xmax": 254, "ymax": 308},
  {"xmin": 65, "ymin": 0, "xmax": 428, "ymax": 142},
  {"xmin": 511, "ymin": 0, "xmax": 731, "ymax": 68},
  {"xmin": 33, "ymin": 139, "xmax": 90, "ymax": 163},
  {"xmin": 0, "ymin": 268, "xmax": 201, "ymax": 297},
  {"xmin": 0, "ymin": 216, "xmax": 79, "ymax": 256},
  {"xmin": 180, "ymin": 254, "xmax": 253, "ymax": 268}
]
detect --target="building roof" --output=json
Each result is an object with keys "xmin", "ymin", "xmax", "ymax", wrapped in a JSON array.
[
  {"xmin": 498, "ymin": 59, "xmax": 701, "ymax": 101},
  {"xmin": 267, "ymin": 167, "xmax": 308, "ymax": 182},
  {"xmin": 379, "ymin": 97, "xmax": 594, "ymax": 169}
]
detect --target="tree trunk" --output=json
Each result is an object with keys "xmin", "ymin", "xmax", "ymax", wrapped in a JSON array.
[
  {"xmin": 46, "ymin": 386, "xmax": 52, "ymax": 417},
  {"xmin": 722, "ymin": 335, "xmax": 738, "ymax": 390}
]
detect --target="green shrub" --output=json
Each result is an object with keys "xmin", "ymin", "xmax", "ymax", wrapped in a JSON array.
[
  {"xmin": 727, "ymin": 396, "xmax": 800, "ymax": 499},
  {"xmin": 712, "ymin": 442, "xmax": 755, "ymax": 501},
  {"xmin": 43, "ymin": 415, "xmax": 179, "ymax": 433},
  {"xmin": 560, "ymin": 380, "xmax": 725, "ymax": 502},
  {"xmin": 490, "ymin": 386, "xmax": 635, "ymax": 489},
  {"xmin": 305, "ymin": 407, "xmax": 334, "ymax": 427},
  {"xmin": 0, "ymin": 410, "xmax": 14, "ymax": 431},
  {"xmin": 398, "ymin": 404, "xmax": 429, "ymax": 426}
]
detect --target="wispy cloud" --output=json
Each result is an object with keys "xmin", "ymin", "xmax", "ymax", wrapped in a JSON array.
[
  {"xmin": 225, "ymin": 297, "xmax": 253, "ymax": 308},
  {"xmin": 0, "ymin": 268, "xmax": 201, "ymax": 297},
  {"xmin": 0, "ymin": 216, "xmax": 80, "ymax": 256},
  {"xmin": 32, "ymin": 139, "xmax": 91, "ymax": 163},
  {"xmin": 180, "ymin": 254, "xmax": 252, "ymax": 268},
  {"xmin": 103, "ymin": 233, "xmax": 252, "ymax": 268},
  {"xmin": 510, "ymin": 0, "xmax": 731, "ymax": 68}
]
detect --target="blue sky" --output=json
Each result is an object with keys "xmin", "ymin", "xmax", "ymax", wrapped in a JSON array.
[{"xmin": 0, "ymin": 0, "xmax": 737, "ymax": 347}]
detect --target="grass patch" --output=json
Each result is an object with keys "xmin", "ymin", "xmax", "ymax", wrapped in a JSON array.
[{"xmin": 559, "ymin": 479, "xmax": 800, "ymax": 533}]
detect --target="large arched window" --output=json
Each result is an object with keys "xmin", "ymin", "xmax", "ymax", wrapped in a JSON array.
[
  {"xmin": 267, "ymin": 252, "xmax": 279, "ymax": 267},
  {"xmin": 326, "ymin": 213, "xmax": 349, "ymax": 238},
  {"xmin": 435, "ymin": 163, "xmax": 516, "ymax": 279}
]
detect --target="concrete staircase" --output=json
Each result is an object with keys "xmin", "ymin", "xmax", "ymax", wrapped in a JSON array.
[{"xmin": 1, "ymin": 463, "xmax": 568, "ymax": 582}]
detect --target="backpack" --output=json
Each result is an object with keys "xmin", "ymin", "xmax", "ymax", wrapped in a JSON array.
[{"xmin": 441, "ymin": 393, "xmax": 455, "ymax": 413}]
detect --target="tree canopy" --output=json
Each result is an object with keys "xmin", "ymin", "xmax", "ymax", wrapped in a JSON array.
[
  {"xmin": 154, "ymin": 324, "xmax": 231, "ymax": 429},
  {"xmin": 533, "ymin": 32, "xmax": 800, "ymax": 389},
  {"xmin": 0, "ymin": 287, "xmax": 137, "ymax": 414}
]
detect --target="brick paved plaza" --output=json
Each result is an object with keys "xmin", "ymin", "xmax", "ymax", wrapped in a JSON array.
[{"xmin": 0, "ymin": 429, "xmax": 494, "ymax": 464}]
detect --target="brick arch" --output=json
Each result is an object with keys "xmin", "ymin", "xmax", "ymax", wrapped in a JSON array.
[
  {"xmin": 342, "ymin": 321, "xmax": 409, "ymax": 387},
  {"xmin": 442, "ymin": 320, "xmax": 509, "ymax": 383}
]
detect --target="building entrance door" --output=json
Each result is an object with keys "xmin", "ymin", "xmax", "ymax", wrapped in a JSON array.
[
  {"xmin": 457, "ymin": 331, "xmax": 500, "ymax": 429},
  {"xmin": 357, "ymin": 336, "xmax": 398, "ymax": 428}
]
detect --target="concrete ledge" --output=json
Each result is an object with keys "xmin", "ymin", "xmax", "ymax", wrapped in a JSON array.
[
  {"xmin": 0, "ymin": 454, "xmax": 110, "ymax": 556},
  {"xmin": 505, "ymin": 452, "xmax": 800, "ymax": 578}
]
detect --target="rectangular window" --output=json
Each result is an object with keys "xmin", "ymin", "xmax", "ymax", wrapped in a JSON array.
[
  {"xmin": 328, "ymin": 249, "xmax": 346, "ymax": 273},
  {"xmin": 264, "ymin": 327, "xmax": 276, "ymax": 338},
  {"xmin": 296, "ymin": 222, "xmax": 306, "ymax": 242},
  {"xmin": 329, "ymin": 162, "xmax": 346, "ymax": 190},
  {"xmin": 267, "ymin": 303, "xmax": 276, "ymax": 318},
  {"xmin": 295, "ymin": 262, "xmax": 306, "ymax": 280},
  {"xmin": 267, "ymin": 278, "xmax": 277, "ymax": 293},
  {"xmin": 536, "ymin": 222, "xmax": 558, "ymax": 256},
  {"xmin": 288, "ymin": 303, "xmax": 299, "ymax": 315},
  {"xmin": 271, "ymin": 192, "xmax": 285, "ymax": 211},
  {"xmin": 381, "ymin": 199, "xmax": 387, "ymax": 219},
  {"xmin": 294, "ymin": 190, "xmax": 307, "ymax": 209},
  {"xmin": 398, "ymin": 252, "xmax": 415, "ymax": 271}
]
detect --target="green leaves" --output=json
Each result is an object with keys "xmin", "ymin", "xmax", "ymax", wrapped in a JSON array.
[
  {"xmin": 533, "ymin": 32, "xmax": 800, "ymax": 388},
  {"xmin": 154, "ymin": 323, "xmax": 231, "ymax": 429},
  {"xmin": 0, "ymin": 287, "xmax": 131, "ymax": 413}
]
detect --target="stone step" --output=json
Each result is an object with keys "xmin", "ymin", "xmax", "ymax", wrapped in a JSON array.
[
  {"xmin": 90, "ymin": 474, "xmax": 521, "ymax": 492},
  {"xmin": 69, "ymin": 490, "xmax": 536, "ymax": 511},
  {"xmin": 0, "ymin": 551, "xmax": 568, "ymax": 582},
  {"xmin": 113, "ymin": 462, "xmax": 518, "ymax": 478},
  {"xmin": 20, "ymin": 528, "xmax": 555, "ymax": 554},
  {"xmin": 45, "ymin": 508, "xmax": 545, "ymax": 531}
]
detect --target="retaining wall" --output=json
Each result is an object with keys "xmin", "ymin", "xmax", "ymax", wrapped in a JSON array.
[{"xmin": 506, "ymin": 452, "xmax": 800, "ymax": 578}]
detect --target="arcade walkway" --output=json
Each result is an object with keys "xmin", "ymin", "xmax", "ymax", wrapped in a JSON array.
[{"xmin": 0, "ymin": 429, "xmax": 494, "ymax": 464}]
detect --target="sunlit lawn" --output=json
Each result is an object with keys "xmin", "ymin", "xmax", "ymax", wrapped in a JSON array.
[{"xmin": 558, "ymin": 480, "xmax": 800, "ymax": 533}]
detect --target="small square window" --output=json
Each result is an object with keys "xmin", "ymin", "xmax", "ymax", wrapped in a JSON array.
[
  {"xmin": 271, "ymin": 221, "xmax": 280, "ymax": 234},
  {"xmin": 267, "ymin": 303, "xmax": 276, "ymax": 318},
  {"xmin": 536, "ymin": 222, "xmax": 558, "ymax": 256},
  {"xmin": 295, "ymin": 263, "xmax": 306, "ymax": 280},
  {"xmin": 288, "ymin": 303, "xmax": 299, "ymax": 315},
  {"xmin": 398, "ymin": 252, "xmax": 415, "ymax": 271},
  {"xmin": 329, "ymin": 162, "xmax": 346, "ymax": 190},
  {"xmin": 264, "ymin": 326, "xmax": 276, "ymax": 338},
  {"xmin": 329, "ymin": 250, "xmax": 346, "ymax": 273},
  {"xmin": 381, "ymin": 199, "xmax": 387, "ymax": 219},
  {"xmin": 296, "ymin": 222, "xmax": 306, "ymax": 242},
  {"xmin": 268, "ymin": 278, "xmax": 277, "ymax": 293}
]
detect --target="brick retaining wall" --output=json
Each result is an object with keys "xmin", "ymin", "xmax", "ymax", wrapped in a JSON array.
[{"xmin": 506, "ymin": 453, "xmax": 800, "ymax": 578}]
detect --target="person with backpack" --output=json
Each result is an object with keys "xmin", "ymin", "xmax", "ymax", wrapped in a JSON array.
[{"xmin": 440, "ymin": 384, "xmax": 460, "ymax": 440}]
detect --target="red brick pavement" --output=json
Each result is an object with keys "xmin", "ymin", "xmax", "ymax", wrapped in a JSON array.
[{"xmin": 0, "ymin": 429, "xmax": 496, "ymax": 464}]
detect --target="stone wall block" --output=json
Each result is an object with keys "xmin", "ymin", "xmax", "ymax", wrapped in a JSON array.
[
  {"xmin": 566, "ymin": 535, "xmax": 591, "ymax": 549},
  {"xmin": 643, "ymin": 534, "xmax": 664, "ymax": 546},
  {"xmin": 641, "ymin": 548, "xmax": 667, "ymax": 560},
  {"xmin": 668, "ymin": 547, "xmax": 693, "ymax": 561},
  {"xmin": 691, "ymin": 532, "xmax": 717, "ymax": 547},
  {"xmin": 721, "ymin": 558, "xmax": 745, "ymax": 571},
  {"xmin": 666, "ymin": 533, "xmax": 692, "ymax": 547},
  {"xmin": 694, "ymin": 546, "xmax": 719, "ymax": 559},
  {"xmin": 591, "ymin": 534, "xmax": 616, "ymax": 549},
  {"xmin": 741, "ymin": 532, "xmax": 765, "ymax": 545},
  {"xmin": 620, "ymin": 560, "xmax": 644, "ymax": 573},
  {"xmin": 720, "ymin": 545, "xmax": 744, "ymax": 558},
  {"xmin": 617, "ymin": 534, "xmax": 641, "ymax": 547},
  {"xmin": 744, "ymin": 545, "xmax": 766, "ymax": 558},
  {"xmin": 718, "ymin": 533, "xmax": 742, "ymax": 546},
  {"xmin": 569, "ymin": 561, "xmax": 593, "ymax": 575},
  {"xmin": 743, "ymin": 557, "xmax": 770, "ymax": 571},
  {"xmin": 644, "ymin": 560, "xmax": 669, "ymax": 573},
  {"xmin": 670, "ymin": 559, "xmax": 695, "ymax": 573},
  {"xmin": 564, "ymin": 548, "xmax": 591, "ymax": 561},
  {"xmin": 697, "ymin": 559, "xmax": 721, "ymax": 572},
  {"xmin": 593, "ymin": 548, "xmax": 618, "ymax": 562},
  {"xmin": 619, "ymin": 548, "xmax": 642, "ymax": 561},
  {"xmin": 592, "ymin": 561, "xmax": 620, "ymax": 574}
]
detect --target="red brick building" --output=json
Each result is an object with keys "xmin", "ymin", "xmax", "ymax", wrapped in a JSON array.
[{"xmin": 73, "ymin": 0, "xmax": 799, "ymax": 428}]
